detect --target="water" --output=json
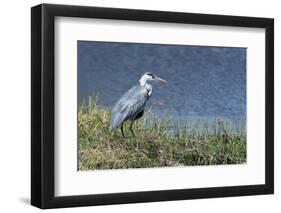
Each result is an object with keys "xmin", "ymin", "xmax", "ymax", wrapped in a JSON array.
[{"xmin": 78, "ymin": 41, "xmax": 246, "ymax": 127}]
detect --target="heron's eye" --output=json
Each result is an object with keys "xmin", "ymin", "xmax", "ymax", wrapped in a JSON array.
[{"xmin": 146, "ymin": 73, "xmax": 155, "ymax": 79}]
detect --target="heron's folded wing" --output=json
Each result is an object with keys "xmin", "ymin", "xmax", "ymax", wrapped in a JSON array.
[{"xmin": 110, "ymin": 86, "xmax": 148, "ymax": 129}]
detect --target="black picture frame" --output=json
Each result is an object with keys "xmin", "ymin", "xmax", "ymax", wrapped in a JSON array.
[{"xmin": 31, "ymin": 3, "xmax": 274, "ymax": 209}]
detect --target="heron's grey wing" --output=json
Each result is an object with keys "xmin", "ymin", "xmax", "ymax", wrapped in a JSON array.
[{"xmin": 110, "ymin": 86, "xmax": 148, "ymax": 129}]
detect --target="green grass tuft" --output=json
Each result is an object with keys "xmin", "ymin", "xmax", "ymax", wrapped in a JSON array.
[{"xmin": 78, "ymin": 96, "xmax": 246, "ymax": 170}]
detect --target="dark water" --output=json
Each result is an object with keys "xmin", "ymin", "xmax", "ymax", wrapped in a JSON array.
[{"xmin": 78, "ymin": 41, "xmax": 246, "ymax": 127}]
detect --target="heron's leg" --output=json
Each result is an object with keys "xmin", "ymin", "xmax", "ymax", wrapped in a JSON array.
[
  {"xmin": 120, "ymin": 123, "xmax": 125, "ymax": 138},
  {"xmin": 130, "ymin": 121, "xmax": 136, "ymax": 137}
]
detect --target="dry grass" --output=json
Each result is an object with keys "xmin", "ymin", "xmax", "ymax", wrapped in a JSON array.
[{"xmin": 78, "ymin": 97, "xmax": 246, "ymax": 170}]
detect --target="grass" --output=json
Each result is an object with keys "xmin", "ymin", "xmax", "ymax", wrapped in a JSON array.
[{"xmin": 78, "ymin": 96, "xmax": 246, "ymax": 170}]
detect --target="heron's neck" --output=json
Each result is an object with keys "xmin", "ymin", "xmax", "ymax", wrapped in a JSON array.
[
  {"xmin": 139, "ymin": 76, "xmax": 148, "ymax": 87},
  {"xmin": 139, "ymin": 78, "xmax": 152, "ymax": 96}
]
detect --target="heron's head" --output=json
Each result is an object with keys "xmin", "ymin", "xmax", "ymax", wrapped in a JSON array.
[{"xmin": 139, "ymin": 72, "xmax": 167, "ymax": 86}]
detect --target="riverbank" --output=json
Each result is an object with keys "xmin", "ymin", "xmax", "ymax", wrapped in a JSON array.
[{"xmin": 78, "ymin": 97, "xmax": 246, "ymax": 170}]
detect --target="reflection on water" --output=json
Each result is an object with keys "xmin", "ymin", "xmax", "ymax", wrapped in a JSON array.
[{"xmin": 78, "ymin": 41, "xmax": 246, "ymax": 129}]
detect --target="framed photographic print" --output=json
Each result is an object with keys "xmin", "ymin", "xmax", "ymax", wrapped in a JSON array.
[{"xmin": 31, "ymin": 3, "xmax": 274, "ymax": 209}]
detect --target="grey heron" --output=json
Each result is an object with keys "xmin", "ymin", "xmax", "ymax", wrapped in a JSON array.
[{"xmin": 110, "ymin": 72, "xmax": 167, "ymax": 137}]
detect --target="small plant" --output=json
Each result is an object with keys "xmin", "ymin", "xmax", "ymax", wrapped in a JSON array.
[{"xmin": 78, "ymin": 96, "xmax": 246, "ymax": 170}]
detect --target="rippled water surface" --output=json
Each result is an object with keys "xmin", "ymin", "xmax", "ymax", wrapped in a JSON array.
[{"xmin": 78, "ymin": 41, "xmax": 246, "ymax": 127}]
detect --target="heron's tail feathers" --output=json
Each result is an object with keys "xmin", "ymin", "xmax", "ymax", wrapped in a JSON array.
[{"xmin": 109, "ymin": 112, "xmax": 125, "ymax": 130}]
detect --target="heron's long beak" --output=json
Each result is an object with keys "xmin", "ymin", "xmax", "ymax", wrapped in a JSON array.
[{"xmin": 155, "ymin": 76, "xmax": 168, "ymax": 83}]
